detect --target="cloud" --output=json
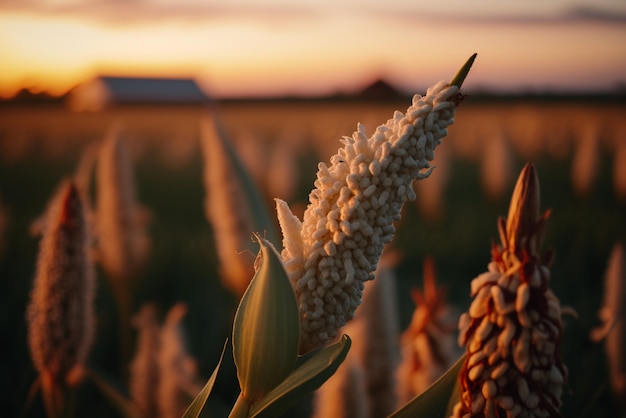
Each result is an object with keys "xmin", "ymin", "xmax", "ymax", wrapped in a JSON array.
[
  {"xmin": 0, "ymin": 0, "xmax": 323, "ymax": 26},
  {"xmin": 2, "ymin": 0, "xmax": 626, "ymax": 27},
  {"xmin": 566, "ymin": 6, "xmax": 626, "ymax": 24},
  {"xmin": 351, "ymin": 3, "xmax": 626, "ymax": 26}
]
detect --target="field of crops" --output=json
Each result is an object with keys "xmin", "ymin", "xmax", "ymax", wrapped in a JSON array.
[{"xmin": 1, "ymin": 96, "xmax": 625, "ymax": 417}]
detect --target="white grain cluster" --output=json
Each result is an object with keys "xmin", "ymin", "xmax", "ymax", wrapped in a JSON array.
[
  {"xmin": 276, "ymin": 81, "xmax": 460, "ymax": 353},
  {"xmin": 453, "ymin": 257, "xmax": 566, "ymax": 418}
]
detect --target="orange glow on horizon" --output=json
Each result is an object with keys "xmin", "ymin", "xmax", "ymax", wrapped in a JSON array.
[{"xmin": 1, "ymin": 10, "xmax": 625, "ymax": 99}]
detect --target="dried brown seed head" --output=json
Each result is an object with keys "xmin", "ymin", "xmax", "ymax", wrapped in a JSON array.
[{"xmin": 505, "ymin": 163, "xmax": 540, "ymax": 257}]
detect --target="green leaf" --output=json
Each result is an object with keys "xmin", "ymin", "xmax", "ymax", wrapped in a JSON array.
[
  {"xmin": 181, "ymin": 340, "xmax": 228, "ymax": 418},
  {"xmin": 228, "ymin": 393, "xmax": 252, "ymax": 418},
  {"xmin": 388, "ymin": 354, "xmax": 466, "ymax": 418},
  {"xmin": 445, "ymin": 369, "xmax": 462, "ymax": 417},
  {"xmin": 249, "ymin": 335, "xmax": 352, "ymax": 418},
  {"xmin": 87, "ymin": 368, "xmax": 142, "ymax": 418},
  {"xmin": 232, "ymin": 236, "xmax": 300, "ymax": 404}
]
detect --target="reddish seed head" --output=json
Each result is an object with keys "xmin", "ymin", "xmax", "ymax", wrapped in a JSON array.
[
  {"xmin": 59, "ymin": 183, "xmax": 80, "ymax": 228},
  {"xmin": 505, "ymin": 163, "xmax": 540, "ymax": 257},
  {"xmin": 27, "ymin": 179, "xmax": 95, "ymax": 385}
]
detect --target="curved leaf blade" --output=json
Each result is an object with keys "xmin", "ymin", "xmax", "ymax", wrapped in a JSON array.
[
  {"xmin": 389, "ymin": 354, "xmax": 465, "ymax": 418},
  {"xmin": 182, "ymin": 340, "xmax": 228, "ymax": 418},
  {"xmin": 249, "ymin": 335, "xmax": 351, "ymax": 418},
  {"xmin": 232, "ymin": 236, "xmax": 300, "ymax": 403},
  {"xmin": 87, "ymin": 368, "xmax": 142, "ymax": 418}
]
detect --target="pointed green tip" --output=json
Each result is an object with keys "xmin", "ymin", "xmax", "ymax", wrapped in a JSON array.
[{"xmin": 450, "ymin": 53, "xmax": 477, "ymax": 88}]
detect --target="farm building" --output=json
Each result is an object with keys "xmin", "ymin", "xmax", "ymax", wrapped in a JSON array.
[{"xmin": 67, "ymin": 76, "xmax": 211, "ymax": 111}]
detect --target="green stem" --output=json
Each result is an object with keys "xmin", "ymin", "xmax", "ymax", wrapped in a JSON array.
[{"xmin": 449, "ymin": 53, "xmax": 477, "ymax": 88}]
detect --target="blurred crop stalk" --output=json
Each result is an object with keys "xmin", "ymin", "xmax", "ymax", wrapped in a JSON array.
[
  {"xmin": 96, "ymin": 128, "xmax": 150, "ymax": 282},
  {"xmin": 413, "ymin": 145, "xmax": 450, "ymax": 221},
  {"xmin": 571, "ymin": 121, "xmax": 600, "ymax": 197},
  {"xmin": 0, "ymin": 192, "xmax": 8, "ymax": 263},
  {"xmin": 613, "ymin": 140, "xmax": 626, "ymax": 202},
  {"xmin": 72, "ymin": 141, "xmax": 100, "ymax": 215},
  {"xmin": 201, "ymin": 115, "xmax": 273, "ymax": 297},
  {"xmin": 129, "ymin": 302, "xmax": 203, "ymax": 418},
  {"xmin": 267, "ymin": 140, "xmax": 300, "ymax": 204},
  {"xmin": 591, "ymin": 242, "xmax": 626, "ymax": 413},
  {"xmin": 157, "ymin": 303, "xmax": 204, "ymax": 418},
  {"xmin": 312, "ymin": 355, "xmax": 370, "ymax": 418},
  {"xmin": 348, "ymin": 253, "xmax": 401, "ymax": 416},
  {"xmin": 26, "ymin": 180, "xmax": 95, "ymax": 418},
  {"xmin": 96, "ymin": 128, "xmax": 151, "ymax": 377},
  {"xmin": 480, "ymin": 132, "xmax": 513, "ymax": 202},
  {"xmin": 234, "ymin": 130, "xmax": 270, "ymax": 193},
  {"xmin": 129, "ymin": 303, "xmax": 161, "ymax": 418},
  {"xmin": 396, "ymin": 256, "xmax": 458, "ymax": 404}
]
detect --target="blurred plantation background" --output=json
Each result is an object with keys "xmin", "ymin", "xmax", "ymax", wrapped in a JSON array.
[{"xmin": 0, "ymin": 95, "xmax": 625, "ymax": 417}]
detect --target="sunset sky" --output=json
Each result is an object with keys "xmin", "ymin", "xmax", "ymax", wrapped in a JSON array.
[{"xmin": 1, "ymin": 0, "xmax": 625, "ymax": 98}]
